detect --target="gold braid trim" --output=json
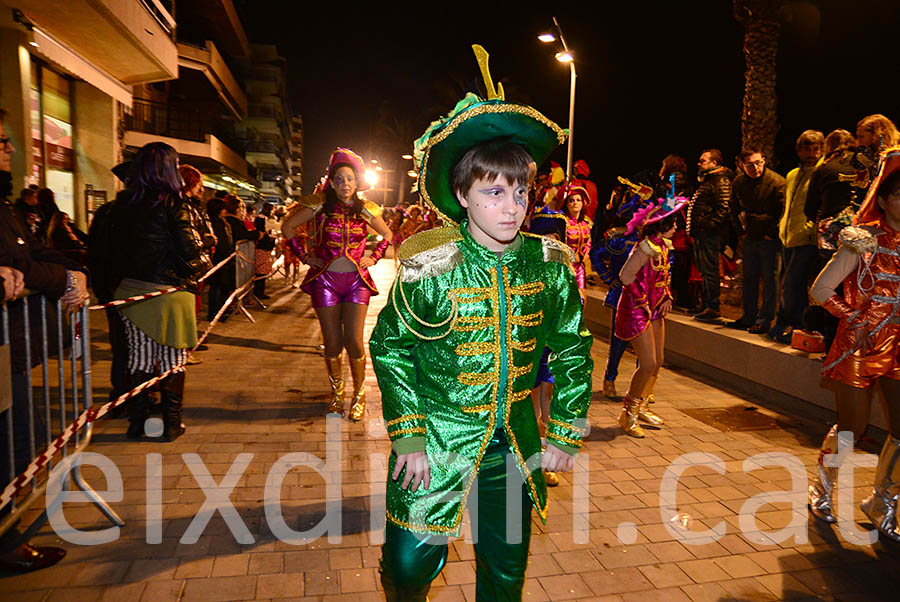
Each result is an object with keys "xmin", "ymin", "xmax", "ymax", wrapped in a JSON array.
[
  {"xmin": 390, "ymin": 272, "xmax": 459, "ymax": 341},
  {"xmin": 458, "ymin": 372, "xmax": 497, "ymax": 386},
  {"xmin": 361, "ymin": 200, "xmax": 383, "ymax": 222},
  {"xmin": 455, "ymin": 341, "xmax": 497, "ymax": 357},
  {"xmin": 386, "ymin": 414, "xmax": 426, "ymax": 427},
  {"xmin": 548, "ymin": 417, "xmax": 587, "ymax": 435},
  {"xmin": 508, "ymin": 389, "xmax": 532, "ymax": 403},
  {"xmin": 508, "ymin": 281, "xmax": 546, "ymax": 296},
  {"xmin": 388, "ymin": 427, "xmax": 427, "ymax": 437},
  {"xmin": 547, "ymin": 431, "xmax": 583, "ymax": 448}
]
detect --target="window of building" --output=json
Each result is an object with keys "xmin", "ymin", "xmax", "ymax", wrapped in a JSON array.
[{"xmin": 30, "ymin": 61, "xmax": 75, "ymax": 217}]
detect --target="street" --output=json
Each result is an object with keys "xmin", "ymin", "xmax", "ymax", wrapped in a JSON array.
[{"xmin": 2, "ymin": 259, "xmax": 899, "ymax": 602}]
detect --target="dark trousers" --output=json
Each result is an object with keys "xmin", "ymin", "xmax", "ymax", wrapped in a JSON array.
[
  {"xmin": 380, "ymin": 431, "xmax": 532, "ymax": 601},
  {"xmin": 693, "ymin": 233, "xmax": 722, "ymax": 312},
  {"xmin": 0, "ymin": 374, "xmax": 47, "ymax": 550},
  {"xmin": 741, "ymin": 238, "xmax": 780, "ymax": 325},
  {"xmin": 105, "ymin": 308, "xmax": 130, "ymax": 401},
  {"xmin": 777, "ymin": 245, "xmax": 818, "ymax": 330},
  {"xmin": 671, "ymin": 248, "xmax": 698, "ymax": 309},
  {"xmin": 605, "ymin": 306, "xmax": 629, "ymax": 382}
]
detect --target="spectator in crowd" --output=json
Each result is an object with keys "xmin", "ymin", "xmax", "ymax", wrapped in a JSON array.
[
  {"xmin": 727, "ymin": 147, "xmax": 786, "ymax": 333},
  {"xmin": 206, "ymin": 196, "xmax": 234, "ymax": 321},
  {"xmin": 253, "ymin": 202, "xmax": 277, "ymax": 299},
  {"xmin": 658, "ymin": 154, "xmax": 697, "ymax": 309},
  {"xmin": 1, "ymin": 106, "xmax": 88, "ymax": 573},
  {"xmin": 804, "ymin": 129, "xmax": 857, "ymax": 257},
  {"xmin": 687, "ymin": 149, "xmax": 734, "ymax": 323},
  {"xmin": 178, "ymin": 164, "xmax": 215, "ymax": 360},
  {"xmin": 112, "ymin": 142, "xmax": 206, "ymax": 442},
  {"xmin": 14, "ymin": 187, "xmax": 40, "ymax": 234},
  {"xmin": 768, "ymin": 130, "xmax": 824, "ymax": 343},
  {"xmin": 856, "ymin": 113, "xmax": 900, "ymax": 158},
  {"xmin": 45, "ymin": 211, "xmax": 87, "ymax": 267}
]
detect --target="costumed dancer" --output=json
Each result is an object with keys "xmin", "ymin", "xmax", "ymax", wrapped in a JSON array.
[
  {"xmin": 563, "ymin": 184, "xmax": 593, "ymax": 293},
  {"xmin": 589, "ymin": 192, "xmax": 645, "ymax": 397},
  {"xmin": 280, "ymin": 148, "xmax": 393, "ymax": 421},
  {"xmin": 369, "ymin": 45, "xmax": 592, "ymax": 601},
  {"xmin": 808, "ymin": 147, "xmax": 900, "ymax": 542},
  {"xmin": 615, "ymin": 194, "xmax": 687, "ymax": 437}
]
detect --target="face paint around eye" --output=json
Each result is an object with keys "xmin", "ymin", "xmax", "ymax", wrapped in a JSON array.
[{"xmin": 513, "ymin": 187, "xmax": 528, "ymax": 207}]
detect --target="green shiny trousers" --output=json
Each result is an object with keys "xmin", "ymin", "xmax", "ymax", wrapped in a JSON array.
[{"xmin": 380, "ymin": 430, "xmax": 533, "ymax": 601}]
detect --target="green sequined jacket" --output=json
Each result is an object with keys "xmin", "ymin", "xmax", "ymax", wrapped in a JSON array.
[{"xmin": 369, "ymin": 222, "xmax": 593, "ymax": 536}]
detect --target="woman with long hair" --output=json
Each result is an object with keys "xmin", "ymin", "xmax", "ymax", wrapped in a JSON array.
[
  {"xmin": 615, "ymin": 196, "xmax": 687, "ymax": 438},
  {"xmin": 808, "ymin": 148, "xmax": 900, "ymax": 542},
  {"xmin": 113, "ymin": 142, "xmax": 206, "ymax": 441},
  {"xmin": 281, "ymin": 148, "xmax": 394, "ymax": 421}
]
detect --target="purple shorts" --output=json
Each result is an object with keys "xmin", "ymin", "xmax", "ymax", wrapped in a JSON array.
[{"xmin": 310, "ymin": 271, "xmax": 372, "ymax": 308}]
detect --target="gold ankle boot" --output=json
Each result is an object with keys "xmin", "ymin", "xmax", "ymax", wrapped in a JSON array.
[
  {"xmin": 643, "ymin": 375, "xmax": 658, "ymax": 404},
  {"xmin": 325, "ymin": 355, "xmax": 345, "ymax": 414},
  {"xmin": 347, "ymin": 355, "xmax": 367, "ymax": 421},
  {"xmin": 602, "ymin": 379, "xmax": 617, "ymax": 397},
  {"xmin": 638, "ymin": 396, "xmax": 665, "ymax": 426},
  {"xmin": 618, "ymin": 395, "xmax": 645, "ymax": 438}
]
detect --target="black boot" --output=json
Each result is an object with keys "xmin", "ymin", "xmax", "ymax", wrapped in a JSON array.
[
  {"xmin": 125, "ymin": 371, "xmax": 154, "ymax": 439},
  {"xmin": 161, "ymin": 371, "xmax": 186, "ymax": 442},
  {"xmin": 254, "ymin": 277, "xmax": 270, "ymax": 299}
]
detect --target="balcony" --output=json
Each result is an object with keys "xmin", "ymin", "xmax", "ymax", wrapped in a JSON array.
[
  {"xmin": 124, "ymin": 99, "xmax": 249, "ymax": 177},
  {"xmin": 177, "ymin": 40, "xmax": 248, "ymax": 119},
  {"xmin": 18, "ymin": 0, "xmax": 178, "ymax": 87}
]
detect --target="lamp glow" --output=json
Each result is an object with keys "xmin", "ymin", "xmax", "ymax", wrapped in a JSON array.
[
  {"xmin": 407, "ymin": 170, "xmax": 418, "ymax": 178},
  {"xmin": 538, "ymin": 33, "xmax": 556, "ymax": 42},
  {"xmin": 364, "ymin": 169, "xmax": 378, "ymax": 186},
  {"xmin": 401, "ymin": 154, "xmax": 414, "ymax": 160},
  {"xmin": 555, "ymin": 51, "xmax": 574, "ymax": 63}
]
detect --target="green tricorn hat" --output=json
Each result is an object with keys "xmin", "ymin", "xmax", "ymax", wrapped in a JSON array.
[{"xmin": 413, "ymin": 45, "xmax": 567, "ymax": 225}]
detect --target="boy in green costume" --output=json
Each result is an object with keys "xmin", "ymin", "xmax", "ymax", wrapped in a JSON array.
[{"xmin": 369, "ymin": 46, "xmax": 593, "ymax": 601}]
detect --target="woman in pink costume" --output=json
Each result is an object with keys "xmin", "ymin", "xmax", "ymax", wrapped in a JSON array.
[
  {"xmin": 281, "ymin": 148, "xmax": 394, "ymax": 421},
  {"xmin": 563, "ymin": 185, "xmax": 593, "ymax": 292},
  {"xmin": 615, "ymin": 196, "xmax": 687, "ymax": 437}
]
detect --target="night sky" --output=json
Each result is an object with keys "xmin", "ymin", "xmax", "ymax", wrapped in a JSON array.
[{"xmin": 238, "ymin": 0, "xmax": 900, "ymax": 197}]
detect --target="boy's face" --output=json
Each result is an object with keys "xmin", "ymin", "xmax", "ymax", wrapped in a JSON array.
[{"xmin": 456, "ymin": 174, "xmax": 528, "ymax": 253}]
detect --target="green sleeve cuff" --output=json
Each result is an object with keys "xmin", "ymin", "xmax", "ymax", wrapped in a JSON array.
[
  {"xmin": 392, "ymin": 436, "xmax": 426, "ymax": 455},
  {"xmin": 548, "ymin": 441, "xmax": 579, "ymax": 456}
]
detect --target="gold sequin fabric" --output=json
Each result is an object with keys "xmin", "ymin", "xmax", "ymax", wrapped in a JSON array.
[{"xmin": 370, "ymin": 222, "xmax": 593, "ymax": 536}]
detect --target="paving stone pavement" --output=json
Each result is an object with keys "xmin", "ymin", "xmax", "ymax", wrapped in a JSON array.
[{"xmin": 3, "ymin": 260, "xmax": 900, "ymax": 601}]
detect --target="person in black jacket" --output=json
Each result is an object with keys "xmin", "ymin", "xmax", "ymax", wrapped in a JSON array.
[
  {"xmin": 207, "ymin": 196, "xmax": 234, "ymax": 321},
  {"xmin": 111, "ymin": 142, "xmax": 205, "ymax": 441},
  {"xmin": 253, "ymin": 202, "xmax": 277, "ymax": 299},
  {"xmin": 1, "ymin": 107, "xmax": 87, "ymax": 573},
  {"xmin": 727, "ymin": 148, "xmax": 786, "ymax": 333},
  {"xmin": 686, "ymin": 149, "xmax": 734, "ymax": 322}
]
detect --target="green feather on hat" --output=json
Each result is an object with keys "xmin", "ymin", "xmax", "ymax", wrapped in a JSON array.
[{"xmin": 413, "ymin": 45, "xmax": 568, "ymax": 225}]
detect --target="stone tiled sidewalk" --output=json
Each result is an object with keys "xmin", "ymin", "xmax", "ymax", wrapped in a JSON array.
[{"xmin": 2, "ymin": 261, "xmax": 899, "ymax": 601}]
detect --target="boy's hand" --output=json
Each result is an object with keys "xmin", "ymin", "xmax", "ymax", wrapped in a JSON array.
[
  {"xmin": 393, "ymin": 451, "xmax": 430, "ymax": 492},
  {"xmin": 542, "ymin": 445, "xmax": 576, "ymax": 473}
]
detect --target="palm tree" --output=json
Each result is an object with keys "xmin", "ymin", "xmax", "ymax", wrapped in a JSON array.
[{"xmin": 734, "ymin": 0, "xmax": 787, "ymax": 162}]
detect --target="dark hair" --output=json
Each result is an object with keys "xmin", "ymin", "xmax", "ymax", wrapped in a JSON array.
[
  {"xmin": 323, "ymin": 162, "xmax": 363, "ymax": 217},
  {"xmin": 207, "ymin": 196, "xmax": 226, "ymax": 219},
  {"xmin": 796, "ymin": 129, "xmax": 825, "ymax": 151},
  {"xmin": 0, "ymin": 107, "xmax": 6, "ymax": 124},
  {"xmin": 450, "ymin": 140, "xmax": 535, "ymax": 200},
  {"xmin": 37, "ymin": 188, "xmax": 59, "ymax": 215},
  {"xmin": 738, "ymin": 147, "xmax": 763, "ymax": 162},
  {"xmin": 660, "ymin": 154, "xmax": 687, "ymax": 176},
  {"xmin": 224, "ymin": 193, "xmax": 243, "ymax": 214},
  {"xmin": 641, "ymin": 215, "xmax": 677, "ymax": 238},
  {"xmin": 260, "ymin": 202, "xmax": 274, "ymax": 217},
  {"xmin": 565, "ymin": 192, "xmax": 587, "ymax": 222},
  {"xmin": 875, "ymin": 170, "xmax": 900, "ymax": 206},
  {"xmin": 126, "ymin": 142, "xmax": 182, "ymax": 204},
  {"xmin": 823, "ymin": 129, "xmax": 855, "ymax": 161},
  {"xmin": 179, "ymin": 164, "xmax": 203, "ymax": 193},
  {"xmin": 701, "ymin": 149, "xmax": 724, "ymax": 166},
  {"xmin": 20, "ymin": 188, "xmax": 36, "ymax": 203}
]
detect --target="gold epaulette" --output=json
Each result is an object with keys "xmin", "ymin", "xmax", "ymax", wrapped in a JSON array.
[
  {"xmin": 361, "ymin": 200, "xmax": 383, "ymax": 223},
  {"xmin": 839, "ymin": 225, "xmax": 880, "ymax": 255},
  {"xmin": 299, "ymin": 192, "xmax": 325, "ymax": 212},
  {"xmin": 522, "ymin": 232, "xmax": 574, "ymax": 268},
  {"xmin": 398, "ymin": 227, "xmax": 464, "ymax": 282}
]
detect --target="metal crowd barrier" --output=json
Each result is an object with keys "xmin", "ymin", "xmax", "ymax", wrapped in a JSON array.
[{"xmin": 0, "ymin": 294, "xmax": 123, "ymax": 541}]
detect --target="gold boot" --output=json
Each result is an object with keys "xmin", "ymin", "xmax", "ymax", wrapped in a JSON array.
[
  {"xmin": 602, "ymin": 379, "xmax": 617, "ymax": 398},
  {"xmin": 347, "ymin": 355, "xmax": 367, "ymax": 421},
  {"xmin": 643, "ymin": 375, "xmax": 658, "ymax": 404},
  {"xmin": 325, "ymin": 355, "xmax": 345, "ymax": 415},
  {"xmin": 618, "ymin": 395, "xmax": 645, "ymax": 438},
  {"xmin": 638, "ymin": 396, "xmax": 665, "ymax": 426}
]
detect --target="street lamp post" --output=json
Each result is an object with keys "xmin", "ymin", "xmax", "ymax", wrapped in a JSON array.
[{"xmin": 539, "ymin": 16, "xmax": 577, "ymax": 182}]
